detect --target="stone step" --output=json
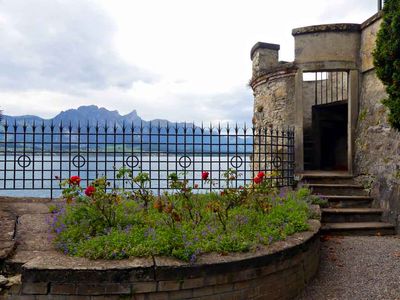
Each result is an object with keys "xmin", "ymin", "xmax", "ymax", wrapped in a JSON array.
[
  {"xmin": 321, "ymin": 208, "xmax": 383, "ymax": 223},
  {"xmin": 321, "ymin": 222, "xmax": 395, "ymax": 236},
  {"xmin": 321, "ymin": 195, "xmax": 373, "ymax": 208},
  {"xmin": 300, "ymin": 173, "xmax": 355, "ymax": 184},
  {"xmin": 308, "ymin": 183, "xmax": 368, "ymax": 196}
]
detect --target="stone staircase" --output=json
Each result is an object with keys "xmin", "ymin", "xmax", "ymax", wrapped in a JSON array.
[{"xmin": 301, "ymin": 173, "xmax": 396, "ymax": 235}]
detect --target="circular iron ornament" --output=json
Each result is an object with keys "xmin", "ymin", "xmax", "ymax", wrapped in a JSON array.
[
  {"xmin": 178, "ymin": 155, "xmax": 192, "ymax": 169},
  {"xmin": 272, "ymin": 156, "xmax": 282, "ymax": 168},
  {"xmin": 125, "ymin": 155, "xmax": 140, "ymax": 168},
  {"xmin": 230, "ymin": 155, "xmax": 243, "ymax": 169},
  {"xmin": 72, "ymin": 154, "xmax": 86, "ymax": 168},
  {"xmin": 17, "ymin": 155, "xmax": 31, "ymax": 168}
]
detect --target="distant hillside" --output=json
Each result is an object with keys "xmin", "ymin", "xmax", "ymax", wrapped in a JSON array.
[
  {"xmin": 1, "ymin": 106, "xmax": 253, "ymax": 153},
  {"xmin": 2, "ymin": 105, "xmax": 183, "ymax": 128}
]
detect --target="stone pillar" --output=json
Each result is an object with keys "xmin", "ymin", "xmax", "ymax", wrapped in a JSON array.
[
  {"xmin": 250, "ymin": 42, "xmax": 280, "ymax": 78},
  {"xmin": 348, "ymin": 69, "xmax": 359, "ymax": 175},
  {"xmin": 295, "ymin": 70, "xmax": 304, "ymax": 173}
]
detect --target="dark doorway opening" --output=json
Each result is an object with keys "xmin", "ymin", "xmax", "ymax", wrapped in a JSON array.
[{"xmin": 305, "ymin": 102, "xmax": 348, "ymax": 171}]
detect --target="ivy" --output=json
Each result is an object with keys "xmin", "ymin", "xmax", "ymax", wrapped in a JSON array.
[{"xmin": 373, "ymin": 0, "xmax": 400, "ymax": 130}]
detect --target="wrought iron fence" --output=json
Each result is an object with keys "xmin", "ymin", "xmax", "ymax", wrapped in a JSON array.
[
  {"xmin": 0, "ymin": 121, "xmax": 295, "ymax": 198},
  {"xmin": 303, "ymin": 71, "xmax": 349, "ymax": 106}
]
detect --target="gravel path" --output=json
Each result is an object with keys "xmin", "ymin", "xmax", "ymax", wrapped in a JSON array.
[{"xmin": 298, "ymin": 235, "xmax": 400, "ymax": 300}]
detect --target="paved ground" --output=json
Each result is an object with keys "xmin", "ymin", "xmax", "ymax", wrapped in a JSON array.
[
  {"xmin": 1, "ymin": 197, "xmax": 400, "ymax": 299},
  {"xmin": 0, "ymin": 210, "xmax": 16, "ymax": 260},
  {"xmin": 0, "ymin": 197, "xmax": 56, "ymax": 274},
  {"xmin": 299, "ymin": 235, "xmax": 400, "ymax": 300}
]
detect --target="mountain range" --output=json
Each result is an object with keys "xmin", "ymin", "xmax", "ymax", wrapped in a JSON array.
[
  {"xmin": 1, "ymin": 106, "xmax": 253, "ymax": 153},
  {"xmin": 2, "ymin": 105, "xmax": 187, "ymax": 128}
]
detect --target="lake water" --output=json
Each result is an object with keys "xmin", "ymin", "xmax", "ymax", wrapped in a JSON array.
[{"xmin": 0, "ymin": 154, "xmax": 254, "ymax": 198}]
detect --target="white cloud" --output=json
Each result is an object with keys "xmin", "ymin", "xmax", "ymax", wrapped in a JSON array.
[
  {"xmin": 0, "ymin": 0, "xmax": 378, "ymax": 123},
  {"xmin": 0, "ymin": 0, "xmax": 154, "ymax": 93}
]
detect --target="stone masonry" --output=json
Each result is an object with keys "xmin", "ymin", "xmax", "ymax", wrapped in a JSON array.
[{"xmin": 250, "ymin": 12, "xmax": 400, "ymax": 232}]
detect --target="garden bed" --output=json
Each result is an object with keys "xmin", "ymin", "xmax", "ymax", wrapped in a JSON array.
[
  {"xmin": 5, "ymin": 170, "xmax": 322, "ymax": 299},
  {"xmin": 18, "ymin": 219, "xmax": 320, "ymax": 299}
]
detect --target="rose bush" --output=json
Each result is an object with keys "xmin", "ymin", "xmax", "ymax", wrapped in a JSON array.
[{"xmin": 50, "ymin": 170, "xmax": 317, "ymax": 262}]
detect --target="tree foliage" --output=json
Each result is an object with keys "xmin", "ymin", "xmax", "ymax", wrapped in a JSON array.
[{"xmin": 373, "ymin": 0, "xmax": 400, "ymax": 130}]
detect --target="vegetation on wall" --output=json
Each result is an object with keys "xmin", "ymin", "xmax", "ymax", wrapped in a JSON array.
[{"xmin": 373, "ymin": 0, "xmax": 400, "ymax": 130}]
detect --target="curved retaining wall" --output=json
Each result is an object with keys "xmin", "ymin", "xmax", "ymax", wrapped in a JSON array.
[{"xmin": 11, "ymin": 220, "xmax": 320, "ymax": 300}]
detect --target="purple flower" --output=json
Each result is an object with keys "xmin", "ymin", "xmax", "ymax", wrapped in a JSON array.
[
  {"xmin": 189, "ymin": 249, "xmax": 201, "ymax": 264},
  {"xmin": 235, "ymin": 214, "xmax": 249, "ymax": 226},
  {"xmin": 124, "ymin": 225, "xmax": 132, "ymax": 233},
  {"xmin": 279, "ymin": 188, "xmax": 288, "ymax": 198},
  {"xmin": 257, "ymin": 233, "xmax": 265, "ymax": 243},
  {"xmin": 190, "ymin": 253, "xmax": 197, "ymax": 264},
  {"xmin": 144, "ymin": 227, "xmax": 156, "ymax": 240},
  {"xmin": 268, "ymin": 236, "xmax": 273, "ymax": 244}
]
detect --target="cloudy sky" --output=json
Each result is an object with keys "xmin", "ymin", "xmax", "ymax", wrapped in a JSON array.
[{"xmin": 0, "ymin": 0, "xmax": 378, "ymax": 123}]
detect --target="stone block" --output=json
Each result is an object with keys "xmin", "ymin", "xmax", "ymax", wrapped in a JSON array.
[
  {"xmin": 89, "ymin": 296, "xmax": 121, "ymax": 300},
  {"xmin": 145, "ymin": 292, "xmax": 169, "ymax": 300},
  {"xmin": 212, "ymin": 283, "xmax": 233, "ymax": 294},
  {"xmin": 35, "ymin": 295, "xmax": 68, "ymax": 300},
  {"xmin": 21, "ymin": 282, "xmax": 48, "ymax": 295},
  {"xmin": 157, "ymin": 280, "xmax": 182, "ymax": 291},
  {"xmin": 181, "ymin": 277, "xmax": 204, "ymax": 290},
  {"xmin": 168, "ymin": 289, "xmax": 193, "ymax": 300},
  {"xmin": 192, "ymin": 286, "xmax": 214, "ymax": 297},
  {"xmin": 219, "ymin": 290, "xmax": 244, "ymax": 300},
  {"xmin": 131, "ymin": 282, "xmax": 157, "ymax": 293},
  {"xmin": 50, "ymin": 283, "xmax": 76, "ymax": 295},
  {"xmin": 75, "ymin": 284, "xmax": 105, "ymax": 296},
  {"xmin": 233, "ymin": 280, "xmax": 253, "ymax": 291},
  {"xmin": 104, "ymin": 283, "xmax": 131, "ymax": 294},
  {"xmin": 131, "ymin": 294, "xmax": 146, "ymax": 300}
]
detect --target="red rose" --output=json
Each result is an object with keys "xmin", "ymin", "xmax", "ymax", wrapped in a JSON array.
[
  {"xmin": 201, "ymin": 171, "xmax": 209, "ymax": 181},
  {"xmin": 85, "ymin": 186, "xmax": 96, "ymax": 197},
  {"xmin": 194, "ymin": 184, "xmax": 199, "ymax": 189},
  {"xmin": 69, "ymin": 176, "xmax": 81, "ymax": 186},
  {"xmin": 257, "ymin": 172, "xmax": 265, "ymax": 179},
  {"xmin": 253, "ymin": 176, "xmax": 263, "ymax": 184}
]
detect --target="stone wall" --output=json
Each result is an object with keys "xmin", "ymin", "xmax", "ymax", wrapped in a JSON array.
[
  {"xmin": 9, "ymin": 220, "xmax": 320, "ymax": 300},
  {"xmin": 250, "ymin": 63, "xmax": 297, "ymax": 178},
  {"xmin": 252, "ymin": 13, "xmax": 399, "ymax": 230},
  {"xmin": 292, "ymin": 24, "xmax": 361, "ymax": 65},
  {"xmin": 355, "ymin": 13, "xmax": 400, "ymax": 230},
  {"xmin": 252, "ymin": 65, "xmax": 297, "ymax": 129}
]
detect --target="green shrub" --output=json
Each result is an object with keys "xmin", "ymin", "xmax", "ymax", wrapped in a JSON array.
[{"xmin": 373, "ymin": 0, "xmax": 400, "ymax": 130}]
